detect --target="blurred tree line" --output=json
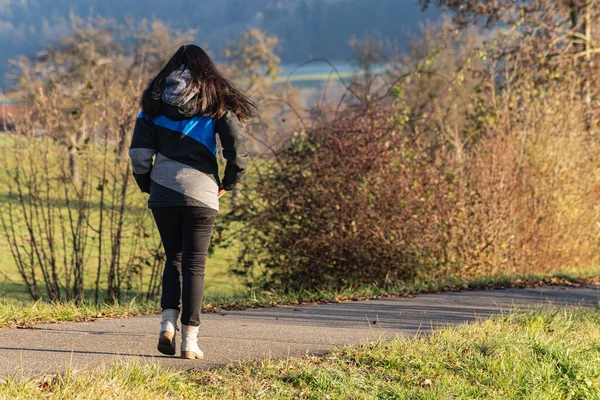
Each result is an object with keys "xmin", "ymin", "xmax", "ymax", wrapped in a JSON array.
[{"xmin": 0, "ymin": 0, "xmax": 438, "ymax": 88}]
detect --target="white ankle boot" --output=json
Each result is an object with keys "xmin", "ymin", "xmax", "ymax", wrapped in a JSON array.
[
  {"xmin": 181, "ymin": 324, "xmax": 204, "ymax": 359},
  {"xmin": 157, "ymin": 309, "xmax": 179, "ymax": 356}
]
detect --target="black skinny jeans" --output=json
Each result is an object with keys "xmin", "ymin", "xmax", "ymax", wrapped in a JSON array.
[{"xmin": 151, "ymin": 207, "xmax": 217, "ymax": 326}]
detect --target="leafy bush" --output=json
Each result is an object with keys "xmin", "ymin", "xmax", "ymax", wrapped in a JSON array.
[
  {"xmin": 226, "ymin": 103, "xmax": 459, "ymax": 289},
  {"xmin": 224, "ymin": 18, "xmax": 600, "ymax": 290},
  {"xmin": 229, "ymin": 91, "xmax": 599, "ymax": 290}
]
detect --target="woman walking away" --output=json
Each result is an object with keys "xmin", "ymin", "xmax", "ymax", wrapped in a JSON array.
[{"xmin": 128, "ymin": 45, "xmax": 256, "ymax": 359}]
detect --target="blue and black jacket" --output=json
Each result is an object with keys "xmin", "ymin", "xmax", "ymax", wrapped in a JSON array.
[{"xmin": 128, "ymin": 103, "xmax": 248, "ymax": 211}]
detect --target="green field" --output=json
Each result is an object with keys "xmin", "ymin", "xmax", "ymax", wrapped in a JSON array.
[
  {"xmin": 0, "ymin": 241, "xmax": 242, "ymax": 302},
  {"xmin": 0, "ymin": 132, "xmax": 245, "ymax": 303},
  {"xmin": 1, "ymin": 307, "xmax": 599, "ymax": 399},
  {"xmin": 274, "ymin": 63, "xmax": 388, "ymax": 89}
]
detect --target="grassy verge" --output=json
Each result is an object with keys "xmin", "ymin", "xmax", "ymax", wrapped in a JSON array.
[
  {"xmin": 0, "ymin": 298, "xmax": 161, "ymax": 328},
  {"xmin": 1, "ymin": 267, "xmax": 598, "ymax": 328},
  {"xmin": 2, "ymin": 307, "xmax": 599, "ymax": 399}
]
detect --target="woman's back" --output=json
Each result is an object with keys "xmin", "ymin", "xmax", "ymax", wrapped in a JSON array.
[
  {"xmin": 127, "ymin": 44, "xmax": 256, "ymax": 360},
  {"xmin": 130, "ymin": 92, "xmax": 248, "ymax": 212}
]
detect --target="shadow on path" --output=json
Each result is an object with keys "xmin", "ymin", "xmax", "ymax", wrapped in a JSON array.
[{"xmin": 0, "ymin": 346, "xmax": 174, "ymax": 359}]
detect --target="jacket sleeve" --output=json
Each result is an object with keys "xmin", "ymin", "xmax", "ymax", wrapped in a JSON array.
[
  {"xmin": 215, "ymin": 111, "xmax": 249, "ymax": 190},
  {"xmin": 128, "ymin": 112, "xmax": 156, "ymax": 194}
]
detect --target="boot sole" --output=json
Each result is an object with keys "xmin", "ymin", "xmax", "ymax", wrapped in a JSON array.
[
  {"xmin": 181, "ymin": 351, "xmax": 204, "ymax": 360},
  {"xmin": 157, "ymin": 331, "xmax": 176, "ymax": 356}
]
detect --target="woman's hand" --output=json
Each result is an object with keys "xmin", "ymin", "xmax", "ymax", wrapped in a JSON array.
[{"xmin": 218, "ymin": 185, "xmax": 227, "ymax": 199}]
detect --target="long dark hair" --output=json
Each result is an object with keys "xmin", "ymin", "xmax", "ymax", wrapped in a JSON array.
[{"xmin": 141, "ymin": 44, "xmax": 257, "ymax": 121}]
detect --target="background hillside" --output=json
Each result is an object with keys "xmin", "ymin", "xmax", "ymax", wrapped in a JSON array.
[{"xmin": 0, "ymin": 0, "xmax": 438, "ymax": 88}]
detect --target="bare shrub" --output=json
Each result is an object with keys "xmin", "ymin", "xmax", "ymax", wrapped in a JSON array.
[
  {"xmin": 0, "ymin": 16, "xmax": 191, "ymax": 302},
  {"xmin": 0, "ymin": 76, "xmax": 162, "ymax": 303}
]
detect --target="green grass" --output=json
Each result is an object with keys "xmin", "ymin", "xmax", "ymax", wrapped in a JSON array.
[
  {"xmin": 0, "ymin": 298, "xmax": 160, "ymax": 328},
  {"xmin": 2, "ymin": 307, "xmax": 599, "ymax": 399},
  {"xmin": 0, "ymin": 268, "xmax": 598, "ymax": 328},
  {"xmin": 0, "ymin": 244, "xmax": 242, "ymax": 303}
]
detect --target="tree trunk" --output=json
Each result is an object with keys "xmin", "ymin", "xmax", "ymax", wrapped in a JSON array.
[
  {"xmin": 232, "ymin": 184, "xmax": 242, "ymax": 207},
  {"xmin": 68, "ymin": 145, "xmax": 80, "ymax": 185},
  {"xmin": 585, "ymin": 1, "xmax": 592, "ymax": 110},
  {"xmin": 583, "ymin": 0, "xmax": 594, "ymax": 132}
]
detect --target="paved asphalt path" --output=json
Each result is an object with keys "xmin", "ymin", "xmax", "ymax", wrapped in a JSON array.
[{"xmin": 0, "ymin": 285, "xmax": 598, "ymax": 378}]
